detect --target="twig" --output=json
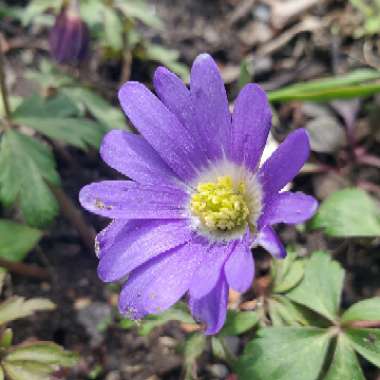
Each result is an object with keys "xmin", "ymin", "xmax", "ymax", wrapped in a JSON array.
[
  {"xmin": 0, "ymin": 258, "xmax": 50, "ymax": 280},
  {"xmin": 50, "ymin": 185, "xmax": 96, "ymax": 252},
  {"xmin": 228, "ymin": 0, "xmax": 256, "ymax": 25}
]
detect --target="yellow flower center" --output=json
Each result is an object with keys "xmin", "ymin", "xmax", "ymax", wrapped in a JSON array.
[{"xmin": 190, "ymin": 176, "xmax": 249, "ymax": 232}]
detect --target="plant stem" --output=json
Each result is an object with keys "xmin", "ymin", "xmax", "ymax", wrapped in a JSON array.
[
  {"xmin": 345, "ymin": 320, "xmax": 380, "ymax": 329},
  {"xmin": 50, "ymin": 185, "xmax": 96, "ymax": 252},
  {"xmin": 0, "ymin": 34, "xmax": 11, "ymax": 125},
  {"xmin": 0, "ymin": 258, "xmax": 50, "ymax": 279}
]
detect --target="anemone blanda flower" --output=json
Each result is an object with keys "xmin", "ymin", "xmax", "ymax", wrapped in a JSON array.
[{"xmin": 79, "ymin": 53, "xmax": 318, "ymax": 335}]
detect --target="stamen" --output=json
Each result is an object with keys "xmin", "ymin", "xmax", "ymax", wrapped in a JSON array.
[{"xmin": 190, "ymin": 176, "xmax": 249, "ymax": 232}]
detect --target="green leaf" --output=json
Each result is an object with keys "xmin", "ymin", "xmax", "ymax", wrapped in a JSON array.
[
  {"xmin": 0, "ymin": 297, "xmax": 55, "ymax": 325},
  {"xmin": 26, "ymin": 60, "xmax": 75, "ymax": 89},
  {"xmin": 13, "ymin": 94, "xmax": 79, "ymax": 119},
  {"xmin": 183, "ymin": 333, "xmax": 206, "ymax": 380},
  {"xmin": 144, "ymin": 43, "xmax": 189, "ymax": 81},
  {"xmin": 103, "ymin": 7, "xmax": 124, "ymax": 51},
  {"xmin": 287, "ymin": 251, "xmax": 344, "ymax": 322},
  {"xmin": 342, "ymin": 298, "xmax": 380, "ymax": 324},
  {"xmin": 21, "ymin": 0, "xmax": 62, "ymax": 26},
  {"xmin": 268, "ymin": 69, "xmax": 380, "ymax": 102},
  {"xmin": 272, "ymin": 249, "xmax": 304, "ymax": 293},
  {"xmin": 219, "ymin": 310, "xmax": 259, "ymax": 336},
  {"xmin": 345, "ymin": 328, "xmax": 380, "ymax": 367},
  {"xmin": 14, "ymin": 116, "xmax": 103, "ymax": 149},
  {"xmin": 268, "ymin": 295, "xmax": 309, "ymax": 326},
  {"xmin": 62, "ymin": 87, "xmax": 127, "ymax": 130},
  {"xmin": 311, "ymin": 188, "xmax": 380, "ymax": 237},
  {"xmin": 120, "ymin": 302, "xmax": 194, "ymax": 336},
  {"xmin": 0, "ymin": 97, "xmax": 21, "ymax": 118},
  {"xmin": 237, "ymin": 327, "xmax": 330, "ymax": 380},
  {"xmin": 0, "ymin": 220, "xmax": 42, "ymax": 262},
  {"xmin": 117, "ymin": 0, "xmax": 163, "ymax": 29},
  {"xmin": 3, "ymin": 342, "xmax": 78, "ymax": 380},
  {"xmin": 324, "ymin": 334, "xmax": 365, "ymax": 380},
  {"xmin": 5, "ymin": 342, "xmax": 77, "ymax": 365},
  {"xmin": 0, "ymin": 329, "xmax": 13, "ymax": 348},
  {"xmin": 3, "ymin": 362, "xmax": 52, "ymax": 380},
  {"xmin": 0, "ymin": 130, "xmax": 60, "ymax": 227}
]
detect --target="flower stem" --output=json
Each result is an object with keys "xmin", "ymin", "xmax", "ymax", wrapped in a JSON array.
[
  {"xmin": 344, "ymin": 320, "xmax": 380, "ymax": 329},
  {"xmin": 0, "ymin": 34, "xmax": 11, "ymax": 126},
  {"xmin": 49, "ymin": 185, "xmax": 96, "ymax": 252}
]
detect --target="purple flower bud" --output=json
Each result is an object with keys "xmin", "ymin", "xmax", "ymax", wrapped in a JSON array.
[{"xmin": 49, "ymin": 1, "xmax": 89, "ymax": 64}]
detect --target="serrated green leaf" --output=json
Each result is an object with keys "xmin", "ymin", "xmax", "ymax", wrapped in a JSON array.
[
  {"xmin": 62, "ymin": 87, "xmax": 127, "ymax": 130},
  {"xmin": 272, "ymin": 250, "xmax": 304, "ymax": 293},
  {"xmin": 268, "ymin": 295, "xmax": 309, "ymax": 326},
  {"xmin": 0, "ymin": 220, "xmax": 42, "ymax": 262},
  {"xmin": 144, "ymin": 43, "xmax": 189, "ymax": 81},
  {"xmin": 26, "ymin": 61, "xmax": 75, "ymax": 89},
  {"xmin": 345, "ymin": 328, "xmax": 380, "ymax": 367},
  {"xmin": 13, "ymin": 94, "xmax": 78, "ymax": 119},
  {"xmin": 342, "ymin": 298, "xmax": 380, "ymax": 324},
  {"xmin": 324, "ymin": 334, "xmax": 365, "ymax": 380},
  {"xmin": 219, "ymin": 310, "xmax": 259, "ymax": 336},
  {"xmin": 14, "ymin": 116, "xmax": 103, "ymax": 149},
  {"xmin": 5, "ymin": 342, "xmax": 77, "ymax": 366},
  {"xmin": 13, "ymin": 96, "xmax": 103, "ymax": 148},
  {"xmin": 0, "ymin": 130, "xmax": 60, "ymax": 227},
  {"xmin": 3, "ymin": 342, "xmax": 78, "ymax": 380},
  {"xmin": 287, "ymin": 251, "xmax": 344, "ymax": 322},
  {"xmin": 311, "ymin": 188, "xmax": 380, "ymax": 237},
  {"xmin": 117, "ymin": 0, "xmax": 163, "ymax": 29},
  {"xmin": 0, "ymin": 297, "xmax": 55, "ymax": 325},
  {"xmin": 237, "ymin": 327, "xmax": 330, "ymax": 380}
]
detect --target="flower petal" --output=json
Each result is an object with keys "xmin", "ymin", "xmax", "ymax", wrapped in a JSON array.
[
  {"xmin": 153, "ymin": 67, "xmax": 193, "ymax": 130},
  {"xmin": 118, "ymin": 81, "xmax": 206, "ymax": 181},
  {"xmin": 79, "ymin": 180, "xmax": 187, "ymax": 219},
  {"xmin": 189, "ymin": 274, "xmax": 228, "ymax": 335},
  {"xmin": 190, "ymin": 53, "xmax": 231, "ymax": 160},
  {"xmin": 231, "ymin": 84, "xmax": 272, "ymax": 170},
  {"xmin": 259, "ymin": 191, "xmax": 318, "ymax": 227},
  {"xmin": 98, "ymin": 219, "xmax": 191, "ymax": 282},
  {"xmin": 100, "ymin": 130, "xmax": 177, "ymax": 185},
  {"xmin": 96, "ymin": 219, "xmax": 128, "ymax": 258},
  {"xmin": 258, "ymin": 129, "xmax": 310, "ymax": 198},
  {"xmin": 153, "ymin": 67, "xmax": 210, "ymax": 168},
  {"xmin": 255, "ymin": 226, "xmax": 286, "ymax": 259},
  {"xmin": 189, "ymin": 242, "xmax": 233, "ymax": 299},
  {"xmin": 224, "ymin": 237, "xmax": 254, "ymax": 292},
  {"xmin": 119, "ymin": 241, "xmax": 204, "ymax": 319}
]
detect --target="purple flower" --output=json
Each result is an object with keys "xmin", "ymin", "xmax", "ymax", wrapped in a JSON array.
[
  {"xmin": 79, "ymin": 54, "xmax": 318, "ymax": 335},
  {"xmin": 49, "ymin": 1, "xmax": 89, "ymax": 64}
]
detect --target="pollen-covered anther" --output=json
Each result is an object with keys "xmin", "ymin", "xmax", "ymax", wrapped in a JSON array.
[{"xmin": 190, "ymin": 176, "xmax": 250, "ymax": 232}]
